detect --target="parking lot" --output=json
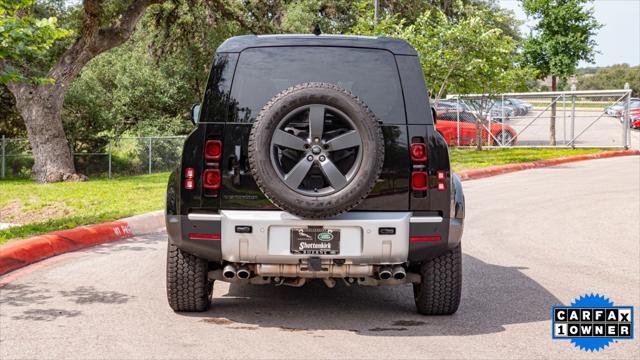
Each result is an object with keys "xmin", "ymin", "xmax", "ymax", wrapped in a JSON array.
[
  {"xmin": 1, "ymin": 156, "xmax": 638, "ymax": 359},
  {"xmin": 505, "ymin": 109, "xmax": 640, "ymax": 148}
]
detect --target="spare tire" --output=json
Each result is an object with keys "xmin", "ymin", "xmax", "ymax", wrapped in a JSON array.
[{"xmin": 249, "ymin": 82, "xmax": 384, "ymax": 218}]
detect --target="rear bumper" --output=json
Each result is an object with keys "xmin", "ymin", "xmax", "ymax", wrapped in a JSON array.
[{"xmin": 166, "ymin": 210, "xmax": 463, "ymax": 264}]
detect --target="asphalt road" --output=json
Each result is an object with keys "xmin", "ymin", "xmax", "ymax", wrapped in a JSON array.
[{"xmin": 1, "ymin": 156, "xmax": 639, "ymax": 359}]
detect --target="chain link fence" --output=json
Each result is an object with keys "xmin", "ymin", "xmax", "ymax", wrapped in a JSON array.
[
  {"xmin": 442, "ymin": 89, "xmax": 638, "ymax": 149},
  {"xmin": 0, "ymin": 136, "xmax": 186, "ymax": 179}
]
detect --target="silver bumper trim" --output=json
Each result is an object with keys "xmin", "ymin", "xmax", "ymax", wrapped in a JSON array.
[
  {"xmin": 220, "ymin": 210, "xmax": 412, "ymax": 264},
  {"xmin": 187, "ymin": 213, "xmax": 222, "ymax": 221},
  {"xmin": 409, "ymin": 216, "xmax": 443, "ymax": 223}
]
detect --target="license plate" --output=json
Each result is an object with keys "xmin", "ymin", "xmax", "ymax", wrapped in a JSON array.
[{"xmin": 290, "ymin": 227, "xmax": 340, "ymax": 255}]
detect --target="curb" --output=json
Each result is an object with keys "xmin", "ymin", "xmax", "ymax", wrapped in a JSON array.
[
  {"xmin": 456, "ymin": 149, "xmax": 640, "ymax": 181},
  {"xmin": 0, "ymin": 210, "xmax": 164, "ymax": 276}
]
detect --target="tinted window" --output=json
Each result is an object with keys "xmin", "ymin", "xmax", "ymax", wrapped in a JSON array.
[{"xmin": 230, "ymin": 47, "xmax": 405, "ymax": 123}]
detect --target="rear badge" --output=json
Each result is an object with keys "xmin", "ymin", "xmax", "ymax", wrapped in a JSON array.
[{"xmin": 317, "ymin": 231, "xmax": 334, "ymax": 241}]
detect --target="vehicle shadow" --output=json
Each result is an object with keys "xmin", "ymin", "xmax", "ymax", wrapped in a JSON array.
[{"xmin": 184, "ymin": 255, "xmax": 563, "ymax": 336}]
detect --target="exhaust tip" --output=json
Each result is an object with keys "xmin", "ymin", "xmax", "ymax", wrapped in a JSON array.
[
  {"xmin": 378, "ymin": 268, "xmax": 392, "ymax": 280},
  {"xmin": 237, "ymin": 269, "xmax": 251, "ymax": 279},
  {"xmin": 222, "ymin": 264, "xmax": 237, "ymax": 279},
  {"xmin": 392, "ymin": 265, "xmax": 406, "ymax": 280},
  {"xmin": 393, "ymin": 272, "xmax": 406, "ymax": 280}
]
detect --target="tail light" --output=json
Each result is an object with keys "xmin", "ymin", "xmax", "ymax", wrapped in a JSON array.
[
  {"xmin": 205, "ymin": 140, "xmax": 222, "ymax": 160},
  {"xmin": 410, "ymin": 143, "xmax": 427, "ymax": 162},
  {"xmin": 411, "ymin": 171, "xmax": 428, "ymax": 191},
  {"xmin": 410, "ymin": 138, "xmax": 428, "ymax": 194},
  {"xmin": 203, "ymin": 138, "xmax": 222, "ymax": 196},
  {"xmin": 184, "ymin": 167, "xmax": 195, "ymax": 190},
  {"xmin": 203, "ymin": 169, "xmax": 221, "ymax": 190}
]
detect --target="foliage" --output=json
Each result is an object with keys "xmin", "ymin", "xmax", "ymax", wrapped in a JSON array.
[
  {"xmin": 521, "ymin": 0, "xmax": 601, "ymax": 82},
  {"xmin": 0, "ymin": 172, "xmax": 168, "ymax": 243},
  {"xmin": 353, "ymin": 8, "xmax": 532, "ymax": 103},
  {"xmin": 0, "ymin": 0, "xmax": 73, "ymax": 83},
  {"xmin": 281, "ymin": 0, "xmax": 358, "ymax": 33},
  {"xmin": 577, "ymin": 64, "xmax": 640, "ymax": 96}
]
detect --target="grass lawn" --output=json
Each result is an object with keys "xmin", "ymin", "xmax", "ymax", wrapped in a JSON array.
[
  {"xmin": 449, "ymin": 147, "xmax": 606, "ymax": 172},
  {"xmin": 0, "ymin": 148, "xmax": 611, "ymax": 244},
  {"xmin": 0, "ymin": 173, "xmax": 168, "ymax": 245}
]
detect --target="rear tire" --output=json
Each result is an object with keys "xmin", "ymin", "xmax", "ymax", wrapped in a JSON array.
[
  {"xmin": 166, "ymin": 243, "xmax": 213, "ymax": 312},
  {"xmin": 494, "ymin": 130, "xmax": 514, "ymax": 146},
  {"xmin": 413, "ymin": 245, "xmax": 462, "ymax": 315}
]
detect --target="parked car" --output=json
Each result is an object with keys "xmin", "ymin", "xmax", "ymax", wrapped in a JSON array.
[
  {"xmin": 629, "ymin": 108, "xmax": 640, "ymax": 129},
  {"xmin": 507, "ymin": 98, "xmax": 532, "ymax": 115},
  {"xmin": 165, "ymin": 35, "xmax": 465, "ymax": 315},
  {"xmin": 435, "ymin": 110, "xmax": 517, "ymax": 146},
  {"xmin": 605, "ymin": 98, "xmax": 640, "ymax": 117},
  {"xmin": 434, "ymin": 99, "xmax": 472, "ymax": 112},
  {"xmin": 490, "ymin": 99, "xmax": 518, "ymax": 117}
]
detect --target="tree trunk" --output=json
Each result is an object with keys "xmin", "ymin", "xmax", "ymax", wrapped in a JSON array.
[
  {"xmin": 4, "ymin": 0, "xmax": 163, "ymax": 183},
  {"xmin": 550, "ymin": 75, "xmax": 557, "ymax": 145},
  {"xmin": 8, "ymin": 83, "xmax": 81, "ymax": 183}
]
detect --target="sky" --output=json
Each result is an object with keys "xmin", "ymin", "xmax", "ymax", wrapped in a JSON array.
[{"xmin": 499, "ymin": 0, "xmax": 640, "ymax": 67}]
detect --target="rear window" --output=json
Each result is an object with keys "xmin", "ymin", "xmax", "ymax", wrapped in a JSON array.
[{"xmin": 229, "ymin": 46, "xmax": 405, "ymax": 124}]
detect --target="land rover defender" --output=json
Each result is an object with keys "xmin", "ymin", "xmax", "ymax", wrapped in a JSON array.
[{"xmin": 165, "ymin": 35, "xmax": 465, "ymax": 315}]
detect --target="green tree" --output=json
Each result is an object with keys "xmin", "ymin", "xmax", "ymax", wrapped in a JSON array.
[
  {"xmin": 1, "ymin": 0, "xmax": 166, "ymax": 183},
  {"xmin": 0, "ymin": 0, "xmax": 72, "ymax": 82},
  {"xmin": 354, "ymin": 8, "xmax": 532, "ymax": 149},
  {"xmin": 577, "ymin": 64, "xmax": 640, "ymax": 96},
  {"xmin": 521, "ymin": 0, "xmax": 601, "ymax": 145}
]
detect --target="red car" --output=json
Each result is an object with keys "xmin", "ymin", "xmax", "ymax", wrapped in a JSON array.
[
  {"xmin": 435, "ymin": 110, "xmax": 518, "ymax": 146},
  {"xmin": 630, "ymin": 108, "xmax": 640, "ymax": 129}
]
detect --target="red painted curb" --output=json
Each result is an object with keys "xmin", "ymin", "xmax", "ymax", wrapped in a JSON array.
[
  {"xmin": 0, "ymin": 221, "xmax": 132, "ymax": 276},
  {"xmin": 456, "ymin": 150, "xmax": 640, "ymax": 181}
]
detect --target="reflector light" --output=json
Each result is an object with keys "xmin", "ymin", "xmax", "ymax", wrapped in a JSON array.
[
  {"xmin": 437, "ymin": 182, "xmax": 446, "ymax": 191},
  {"xmin": 437, "ymin": 171, "xmax": 446, "ymax": 180},
  {"xmin": 204, "ymin": 140, "xmax": 222, "ymax": 160},
  {"xmin": 410, "ymin": 143, "xmax": 427, "ymax": 162},
  {"xmin": 410, "ymin": 235, "xmax": 441, "ymax": 242},
  {"xmin": 184, "ymin": 178, "xmax": 194, "ymax": 190},
  {"xmin": 411, "ymin": 171, "xmax": 428, "ymax": 191},
  {"xmin": 203, "ymin": 169, "xmax": 221, "ymax": 190},
  {"xmin": 184, "ymin": 167, "xmax": 195, "ymax": 179},
  {"xmin": 188, "ymin": 233, "xmax": 221, "ymax": 241}
]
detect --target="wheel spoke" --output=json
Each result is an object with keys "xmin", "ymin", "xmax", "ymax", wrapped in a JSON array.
[
  {"xmin": 284, "ymin": 158, "xmax": 313, "ymax": 188},
  {"xmin": 325, "ymin": 130, "xmax": 361, "ymax": 151},
  {"xmin": 308, "ymin": 105, "xmax": 325, "ymax": 140},
  {"xmin": 272, "ymin": 129, "xmax": 307, "ymax": 150},
  {"xmin": 319, "ymin": 159, "xmax": 347, "ymax": 190}
]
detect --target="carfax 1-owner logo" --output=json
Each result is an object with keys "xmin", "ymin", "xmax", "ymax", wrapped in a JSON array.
[{"xmin": 552, "ymin": 293, "xmax": 634, "ymax": 352}]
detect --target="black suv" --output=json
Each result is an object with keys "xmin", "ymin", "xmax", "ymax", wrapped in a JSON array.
[{"xmin": 165, "ymin": 35, "xmax": 465, "ymax": 315}]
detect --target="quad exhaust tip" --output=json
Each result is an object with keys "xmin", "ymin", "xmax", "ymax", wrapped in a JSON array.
[
  {"xmin": 236, "ymin": 266, "xmax": 251, "ymax": 279},
  {"xmin": 223, "ymin": 264, "xmax": 237, "ymax": 279},
  {"xmin": 392, "ymin": 265, "xmax": 406, "ymax": 280},
  {"xmin": 378, "ymin": 266, "xmax": 392, "ymax": 280}
]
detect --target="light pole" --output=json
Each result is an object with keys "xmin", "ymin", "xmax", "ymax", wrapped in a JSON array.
[{"xmin": 374, "ymin": 0, "xmax": 378, "ymax": 23}]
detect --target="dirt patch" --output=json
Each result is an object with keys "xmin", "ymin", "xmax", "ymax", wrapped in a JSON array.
[
  {"xmin": 392, "ymin": 320, "xmax": 426, "ymax": 327},
  {"xmin": 0, "ymin": 199, "xmax": 73, "ymax": 225},
  {"xmin": 202, "ymin": 317, "xmax": 234, "ymax": 325}
]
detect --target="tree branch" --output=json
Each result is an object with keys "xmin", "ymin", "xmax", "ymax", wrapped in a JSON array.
[{"xmin": 48, "ymin": 0, "xmax": 163, "ymax": 87}]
